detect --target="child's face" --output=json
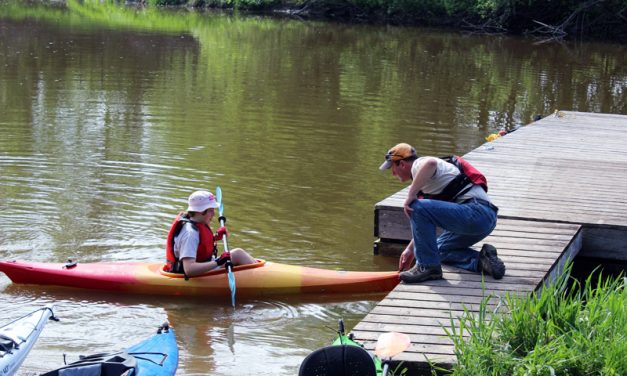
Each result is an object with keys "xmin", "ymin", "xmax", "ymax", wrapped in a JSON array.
[{"xmin": 203, "ymin": 208, "xmax": 215, "ymax": 224}]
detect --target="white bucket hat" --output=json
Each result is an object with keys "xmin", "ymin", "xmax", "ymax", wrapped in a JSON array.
[{"xmin": 187, "ymin": 190, "xmax": 220, "ymax": 212}]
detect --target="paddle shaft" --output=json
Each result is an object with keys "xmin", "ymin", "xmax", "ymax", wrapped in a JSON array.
[
  {"xmin": 382, "ymin": 362, "xmax": 390, "ymax": 376},
  {"xmin": 216, "ymin": 188, "xmax": 230, "ymax": 253},
  {"xmin": 218, "ymin": 216, "xmax": 229, "ymax": 253},
  {"xmin": 216, "ymin": 187, "xmax": 236, "ymax": 307}
]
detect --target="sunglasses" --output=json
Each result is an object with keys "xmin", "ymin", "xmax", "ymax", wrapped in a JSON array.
[{"xmin": 385, "ymin": 151, "xmax": 406, "ymax": 162}]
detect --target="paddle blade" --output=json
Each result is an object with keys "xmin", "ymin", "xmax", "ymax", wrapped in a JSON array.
[
  {"xmin": 228, "ymin": 269, "xmax": 236, "ymax": 307},
  {"xmin": 374, "ymin": 332, "xmax": 410, "ymax": 358},
  {"xmin": 216, "ymin": 186, "xmax": 222, "ymax": 203}
]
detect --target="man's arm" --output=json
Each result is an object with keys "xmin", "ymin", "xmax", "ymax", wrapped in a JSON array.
[
  {"xmin": 399, "ymin": 240, "xmax": 415, "ymax": 271},
  {"xmin": 404, "ymin": 157, "xmax": 438, "ymax": 216}
]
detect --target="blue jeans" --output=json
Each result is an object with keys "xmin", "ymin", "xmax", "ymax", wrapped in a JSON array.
[{"xmin": 408, "ymin": 198, "xmax": 497, "ymax": 272}]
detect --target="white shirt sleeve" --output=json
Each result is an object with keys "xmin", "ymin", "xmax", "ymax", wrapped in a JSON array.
[
  {"xmin": 173, "ymin": 223, "xmax": 199, "ymax": 260},
  {"xmin": 411, "ymin": 157, "xmax": 459, "ymax": 194}
]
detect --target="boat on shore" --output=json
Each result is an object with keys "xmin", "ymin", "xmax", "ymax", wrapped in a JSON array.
[
  {"xmin": 0, "ymin": 259, "xmax": 399, "ymax": 298},
  {"xmin": 0, "ymin": 305, "xmax": 57, "ymax": 376}
]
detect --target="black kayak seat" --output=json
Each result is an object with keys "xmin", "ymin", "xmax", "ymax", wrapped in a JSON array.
[
  {"xmin": 58, "ymin": 364, "xmax": 100, "ymax": 376},
  {"xmin": 0, "ymin": 336, "xmax": 16, "ymax": 353},
  {"xmin": 299, "ymin": 344, "xmax": 377, "ymax": 376},
  {"xmin": 40, "ymin": 351, "xmax": 138, "ymax": 376}
]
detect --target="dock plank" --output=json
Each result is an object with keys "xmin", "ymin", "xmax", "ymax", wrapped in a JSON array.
[
  {"xmin": 352, "ymin": 220, "xmax": 581, "ymax": 372},
  {"xmin": 354, "ymin": 219, "xmax": 581, "ymax": 372}
]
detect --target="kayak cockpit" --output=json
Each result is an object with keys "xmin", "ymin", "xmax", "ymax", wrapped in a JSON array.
[{"xmin": 158, "ymin": 259, "xmax": 266, "ymax": 278}]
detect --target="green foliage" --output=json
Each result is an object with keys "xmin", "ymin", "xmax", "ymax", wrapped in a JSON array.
[
  {"xmin": 264, "ymin": 0, "xmax": 624, "ymax": 39},
  {"xmin": 142, "ymin": 0, "xmax": 279, "ymax": 9},
  {"xmin": 6, "ymin": 0, "xmax": 623, "ymax": 38},
  {"xmin": 146, "ymin": 0, "xmax": 182, "ymax": 5},
  {"xmin": 389, "ymin": 362, "xmax": 409, "ymax": 376},
  {"xmin": 442, "ymin": 267, "xmax": 626, "ymax": 375},
  {"xmin": 150, "ymin": 0, "xmax": 189, "ymax": 5}
]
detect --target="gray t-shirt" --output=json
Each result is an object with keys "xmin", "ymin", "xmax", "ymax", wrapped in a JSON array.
[
  {"xmin": 173, "ymin": 222, "xmax": 207, "ymax": 261},
  {"xmin": 411, "ymin": 157, "xmax": 490, "ymax": 203}
]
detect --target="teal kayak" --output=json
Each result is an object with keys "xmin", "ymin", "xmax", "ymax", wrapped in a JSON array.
[
  {"xmin": 0, "ymin": 305, "xmax": 56, "ymax": 376},
  {"xmin": 41, "ymin": 323, "xmax": 178, "ymax": 376}
]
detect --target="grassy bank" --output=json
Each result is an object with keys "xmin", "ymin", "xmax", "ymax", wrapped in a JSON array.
[
  {"xmin": 146, "ymin": 0, "xmax": 625, "ymax": 41},
  {"xmin": 442, "ymin": 267, "xmax": 626, "ymax": 375}
]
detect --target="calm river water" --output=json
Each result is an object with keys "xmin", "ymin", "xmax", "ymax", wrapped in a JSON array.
[{"xmin": 0, "ymin": 1, "xmax": 625, "ymax": 375}]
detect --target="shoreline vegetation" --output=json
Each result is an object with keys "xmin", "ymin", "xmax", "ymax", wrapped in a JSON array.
[
  {"xmin": 441, "ymin": 266, "xmax": 626, "ymax": 375},
  {"xmin": 141, "ymin": 0, "xmax": 626, "ymax": 42}
]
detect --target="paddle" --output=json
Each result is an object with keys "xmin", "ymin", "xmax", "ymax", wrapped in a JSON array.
[
  {"xmin": 215, "ymin": 186, "xmax": 236, "ymax": 307},
  {"xmin": 375, "ymin": 332, "xmax": 411, "ymax": 376}
]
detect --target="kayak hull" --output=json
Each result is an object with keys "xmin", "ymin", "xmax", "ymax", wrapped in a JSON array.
[
  {"xmin": 130, "ymin": 325, "xmax": 178, "ymax": 376},
  {"xmin": 41, "ymin": 324, "xmax": 178, "ymax": 376},
  {"xmin": 0, "ymin": 260, "xmax": 399, "ymax": 297},
  {"xmin": 0, "ymin": 305, "xmax": 54, "ymax": 376}
]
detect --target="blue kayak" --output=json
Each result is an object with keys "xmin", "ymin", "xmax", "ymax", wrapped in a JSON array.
[{"xmin": 41, "ymin": 323, "xmax": 178, "ymax": 376}]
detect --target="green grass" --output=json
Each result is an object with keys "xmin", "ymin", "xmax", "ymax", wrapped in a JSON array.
[{"xmin": 440, "ymin": 266, "xmax": 626, "ymax": 375}]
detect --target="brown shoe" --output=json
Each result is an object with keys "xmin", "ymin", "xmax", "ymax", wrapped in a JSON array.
[
  {"xmin": 400, "ymin": 264, "xmax": 443, "ymax": 283},
  {"xmin": 479, "ymin": 244, "xmax": 505, "ymax": 279}
]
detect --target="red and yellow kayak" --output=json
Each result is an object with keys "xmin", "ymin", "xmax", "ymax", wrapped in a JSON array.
[{"xmin": 0, "ymin": 260, "xmax": 399, "ymax": 297}]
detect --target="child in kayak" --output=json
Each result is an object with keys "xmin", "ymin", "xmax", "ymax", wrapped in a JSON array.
[{"xmin": 165, "ymin": 190, "xmax": 257, "ymax": 277}]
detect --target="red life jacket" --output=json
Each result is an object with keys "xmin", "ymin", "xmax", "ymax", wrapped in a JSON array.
[
  {"xmin": 165, "ymin": 212, "xmax": 217, "ymax": 273},
  {"xmin": 419, "ymin": 156, "xmax": 488, "ymax": 202}
]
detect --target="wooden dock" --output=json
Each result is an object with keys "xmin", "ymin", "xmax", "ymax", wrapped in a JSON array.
[{"xmin": 352, "ymin": 111, "xmax": 627, "ymax": 372}]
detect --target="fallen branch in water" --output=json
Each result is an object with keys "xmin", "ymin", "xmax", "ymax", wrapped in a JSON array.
[
  {"xmin": 461, "ymin": 18, "xmax": 507, "ymax": 35},
  {"xmin": 527, "ymin": 0, "xmax": 603, "ymax": 39}
]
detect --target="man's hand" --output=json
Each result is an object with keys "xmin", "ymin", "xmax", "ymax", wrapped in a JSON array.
[
  {"xmin": 216, "ymin": 252, "xmax": 231, "ymax": 266},
  {"xmin": 215, "ymin": 226, "xmax": 228, "ymax": 241},
  {"xmin": 398, "ymin": 248, "xmax": 415, "ymax": 271}
]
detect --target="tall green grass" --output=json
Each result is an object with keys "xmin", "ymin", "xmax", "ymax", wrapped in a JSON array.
[{"xmin": 441, "ymin": 267, "xmax": 626, "ymax": 375}]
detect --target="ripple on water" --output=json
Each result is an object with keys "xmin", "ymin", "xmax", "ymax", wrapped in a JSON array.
[{"xmin": 156, "ymin": 296, "xmax": 379, "ymax": 375}]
